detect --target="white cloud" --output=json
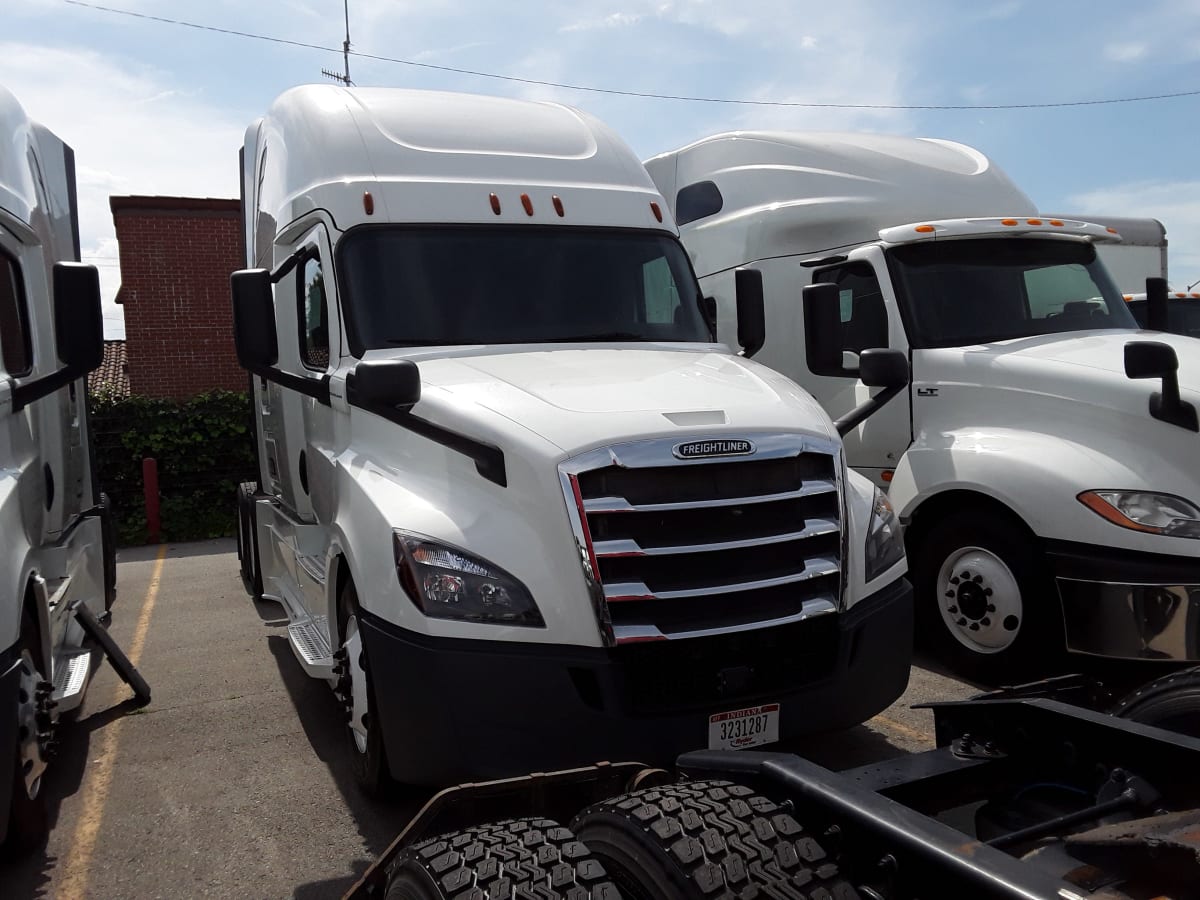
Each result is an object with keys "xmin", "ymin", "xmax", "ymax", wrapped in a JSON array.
[
  {"xmin": 1, "ymin": 42, "xmax": 243, "ymax": 338},
  {"xmin": 561, "ymin": 12, "xmax": 645, "ymax": 32},
  {"xmin": 1105, "ymin": 41, "xmax": 1149, "ymax": 62},
  {"xmin": 1068, "ymin": 180, "xmax": 1200, "ymax": 291}
]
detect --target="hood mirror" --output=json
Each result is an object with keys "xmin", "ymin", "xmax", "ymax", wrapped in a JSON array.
[{"xmin": 1125, "ymin": 340, "xmax": 1197, "ymax": 432}]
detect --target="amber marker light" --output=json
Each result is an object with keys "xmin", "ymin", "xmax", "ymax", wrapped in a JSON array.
[
  {"xmin": 914, "ymin": 225, "xmax": 935, "ymax": 234},
  {"xmin": 520, "ymin": 193, "xmax": 534, "ymax": 216},
  {"xmin": 1049, "ymin": 220, "xmax": 1065, "ymax": 226},
  {"xmin": 552, "ymin": 195, "xmax": 564, "ymax": 217},
  {"xmin": 650, "ymin": 201, "xmax": 663, "ymax": 222},
  {"xmin": 362, "ymin": 192, "xmax": 375, "ymax": 215},
  {"xmin": 489, "ymin": 193, "xmax": 501, "ymax": 215},
  {"xmin": 1000, "ymin": 218, "xmax": 1018, "ymax": 226}
]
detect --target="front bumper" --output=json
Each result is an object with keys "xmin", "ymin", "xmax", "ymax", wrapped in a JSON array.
[
  {"xmin": 360, "ymin": 576, "xmax": 913, "ymax": 786},
  {"xmin": 1047, "ymin": 540, "xmax": 1200, "ymax": 660}
]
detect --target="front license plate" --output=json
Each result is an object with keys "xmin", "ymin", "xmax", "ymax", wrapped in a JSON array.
[{"xmin": 708, "ymin": 703, "xmax": 780, "ymax": 751}]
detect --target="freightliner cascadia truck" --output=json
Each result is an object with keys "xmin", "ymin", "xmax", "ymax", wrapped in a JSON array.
[
  {"xmin": 232, "ymin": 87, "xmax": 912, "ymax": 793},
  {"xmin": 646, "ymin": 132, "xmax": 1200, "ymax": 679}
]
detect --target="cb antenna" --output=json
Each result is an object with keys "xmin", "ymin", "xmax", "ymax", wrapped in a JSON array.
[{"xmin": 321, "ymin": 0, "xmax": 353, "ymax": 86}]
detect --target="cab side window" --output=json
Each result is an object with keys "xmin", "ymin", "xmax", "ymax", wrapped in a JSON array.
[
  {"xmin": 0, "ymin": 251, "xmax": 32, "ymax": 376},
  {"xmin": 298, "ymin": 253, "xmax": 330, "ymax": 369},
  {"xmin": 815, "ymin": 263, "xmax": 889, "ymax": 353}
]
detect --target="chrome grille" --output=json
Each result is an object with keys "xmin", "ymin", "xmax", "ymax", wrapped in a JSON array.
[{"xmin": 560, "ymin": 434, "xmax": 843, "ymax": 645}]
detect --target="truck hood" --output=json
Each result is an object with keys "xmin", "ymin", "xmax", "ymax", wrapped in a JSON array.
[{"xmin": 400, "ymin": 346, "xmax": 836, "ymax": 455}]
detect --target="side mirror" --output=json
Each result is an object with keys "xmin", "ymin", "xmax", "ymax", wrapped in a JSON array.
[
  {"xmin": 349, "ymin": 359, "xmax": 421, "ymax": 413},
  {"xmin": 1125, "ymin": 340, "xmax": 1198, "ymax": 432},
  {"xmin": 1144, "ymin": 276, "xmax": 1169, "ymax": 333},
  {"xmin": 231, "ymin": 269, "xmax": 278, "ymax": 371},
  {"xmin": 53, "ymin": 262, "xmax": 103, "ymax": 375},
  {"xmin": 803, "ymin": 282, "xmax": 850, "ymax": 377},
  {"xmin": 859, "ymin": 348, "xmax": 909, "ymax": 388},
  {"xmin": 735, "ymin": 269, "xmax": 765, "ymax": 359}
]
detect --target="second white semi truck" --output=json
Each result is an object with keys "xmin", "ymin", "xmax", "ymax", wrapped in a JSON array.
[
  {"xmin": 646, "ymin": 132, "xmax": 1200, "ymax": 679},
  {"xmin": 232, "ymin": 88, "xmax": 912, "ymax": 793}
]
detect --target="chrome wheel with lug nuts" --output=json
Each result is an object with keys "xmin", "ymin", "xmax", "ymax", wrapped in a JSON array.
[
  {"xmin": 915, "ymin": 509, "xmax": 1061, "ymax": 682},
  {"xmin": 4, "ymin": 610, "xmax": 52, "ymax": 854},
  {"xmin": 937, "ymin": 546, "xmax": 1022, "ymax": 655},
  {"xmin": 334, "ymin": 580, "xmax": 390, "ymax": 796}
]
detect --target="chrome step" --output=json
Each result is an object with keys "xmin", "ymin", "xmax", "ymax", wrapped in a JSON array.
[
  {"xmin": 287, "ymin": 616, "xmax": 333, "ymax": 676},
  {"xmin": 52, "ymin": 649, "xmax": 93, "ymax": 712}
]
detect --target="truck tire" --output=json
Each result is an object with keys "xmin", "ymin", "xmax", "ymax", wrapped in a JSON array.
[
  {"xmin": 913, "ymin": 512, "xmax": 1060, "ymax": 683},
  {"xmin": 337, "ymin": 579, "xmax": 390, "ymax": 796},
  {"xmin": 1111, "ymin": 666, "xmax": 1200, "ymax": 738},
  {"xmin": 384, "ymin": 818, "xmax": 620, "ymax": 900},
  {"xmin": 3, "ymin": 609, "xmax": 50, "ymax": 856},
  {"xmin": 236, "ymin": 482, "xmax": 263, "ymax": 601},
  {"xmin": 572, "ymin": 780, "xmax": 858, "ymax": 900},
  {"xmin": 99, "ymin": 492, "xmax": 117, "ymax": 611}
]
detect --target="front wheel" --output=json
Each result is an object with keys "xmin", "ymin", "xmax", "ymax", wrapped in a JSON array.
[
  {"xmin": 3, "ymin": 609, "xmax": 50, "ymax": 855},
  {"xmin": 336, "ymin": 580, "xmax": 390, "ymax": 796},
  {"xmin": 914, "ymin": 512, "xmax": 1061, "ymax": 683}
]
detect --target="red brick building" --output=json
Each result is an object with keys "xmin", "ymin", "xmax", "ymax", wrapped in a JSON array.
[{"xmin": 110, "ymin": 196, "xmax": 245, "ymax": 400}]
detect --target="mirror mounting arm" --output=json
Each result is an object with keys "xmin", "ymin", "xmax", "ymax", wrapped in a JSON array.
[{"xmin": 834, "ymin": 384, "xmax": 905, "ymax": 437}]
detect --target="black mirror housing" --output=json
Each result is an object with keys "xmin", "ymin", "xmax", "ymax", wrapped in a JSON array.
[
  {"xmin": 1125, "ymin": 340, "xmax": 1177, "ymax": 380},
  {"xmin": 350, "ymin": 359, "xmax": 421, "ymax": 413},
  {"xmin": 803, "ymin": 282, "xmax": 851, "ymax": 377},
  {"xmin": 1145, "ymin": 276, "xmax": 1169, "ymax": 333},
  {"xmin": 859, "ymin": 349, "xmax": 909, "ymax": 388},
  {"xmin": 231, "ymin": 269, "xmax": 278, "ymax": 371},
  {"xmin": 53, "ymin": 262, "xmax": 104, "ymax": 375},
  {"xmin": 735, "ymin": 269, "xmax": 765, "ymax": 359}
]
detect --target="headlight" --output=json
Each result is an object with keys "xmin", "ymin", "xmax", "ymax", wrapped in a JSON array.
[
  {"xmin": 865, "ymin": 488, "xmax": 905, "ymax": 582},
  {"xmin": 1078, "ymin": 490, "xmax": 1200, "ymax": 539},
  {"xmin": 392, "ymin": 531, "xmax": 545, "ymax": 626}
]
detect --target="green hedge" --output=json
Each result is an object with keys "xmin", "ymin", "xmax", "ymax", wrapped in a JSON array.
[{"xmin": 89, "ymin": 389, "xmax": 256, "ymax": 545}]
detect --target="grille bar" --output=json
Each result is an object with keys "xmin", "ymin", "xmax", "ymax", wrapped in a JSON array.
[
  {"xmin": 604, "ymin": 557, "xmax": 839, "ymax": 602},
  {"xmin": 582, "ymin": 479, "xmax": 836, "ymax": 514},
  {"xmin": 613, "ymin": 596, "xmax": 837, "ymax": 643},
  {"xmin": 593, "ymin": 518, "xmax": 838, "ymax": 558}
]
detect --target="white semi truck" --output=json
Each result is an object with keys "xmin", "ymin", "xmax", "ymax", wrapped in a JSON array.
[
  {"xmin": 645, "ymin": 132, "xmax": 1200, "ymax": 678},
  {"xmin": 232, "ymin": 87, "xmax": 912, "ymax": 793},
  {"xmin": 1, "ymin": 86, "xmax": 145, "ymax": 852}
]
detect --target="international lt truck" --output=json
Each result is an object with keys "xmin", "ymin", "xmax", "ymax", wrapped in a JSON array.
[
  {"xmin": 645, "ymin": 132, "xmax": 1200, "ymax": 679},
  {"xmin": 1, "ymin": 85, "xmax": 145, "ymax": 853},
  {"xmin": 231, "ymin": 87, "xmax": 912, "ymax": 794}
]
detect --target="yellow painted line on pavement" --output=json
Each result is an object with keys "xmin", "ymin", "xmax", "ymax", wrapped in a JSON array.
[
  {"xmin": 56, "ymin": 544, "xmax": 168, "ymax": 900},
  {"xmin": 870, "ymin": 713, "xmax": 934, "ymax": 747}
]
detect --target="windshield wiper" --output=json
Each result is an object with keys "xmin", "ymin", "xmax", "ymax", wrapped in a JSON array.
[{"xmin": 543, "ymin": 332, "xmax": 648, "ymax": 342}]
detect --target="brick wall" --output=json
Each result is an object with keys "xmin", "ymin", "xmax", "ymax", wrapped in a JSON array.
[{"xmin": 110, "ymin": 196, "xmax": 246, "ymax": 400}]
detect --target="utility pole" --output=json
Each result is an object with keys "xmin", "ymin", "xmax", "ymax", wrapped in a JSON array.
[{"xmin": 321, "ymin": 0, "xmax": 353, "ymax": 86}]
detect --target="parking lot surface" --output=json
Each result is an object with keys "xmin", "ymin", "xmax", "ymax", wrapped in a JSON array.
[{"xmin": 3, "ymin": 541, "xmax": 978, "ymax": 899}]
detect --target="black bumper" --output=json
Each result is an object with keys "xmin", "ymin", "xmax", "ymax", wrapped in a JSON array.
[
  {"xmin": 360, "ymin": 577, "xmax": 913, "ymax": 786},
  {"xmin": 0, "ymin": 648, "xmax": 21, "ymax": 845},
  {"xmin": 1046, "ymin": 540, "xmax": 1200, "ymax": 661}
]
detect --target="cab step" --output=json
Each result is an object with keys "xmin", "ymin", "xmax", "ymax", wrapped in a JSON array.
[
  {"xmin": 288, "ymin": 616, "xmax": 334, "ymax": 676},
  {"xmin": 51, "ymin": 649, "xmax": 93, "ymax": 712}
]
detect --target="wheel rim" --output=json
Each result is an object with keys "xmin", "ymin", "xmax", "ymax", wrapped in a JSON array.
[
  {"xmin": 16, "ymin": 650, "xmax": 49, "ymax": 800},
  {"xmin": 936, "ymin": 546, "xmax": 1022, "ymax": 655},
  {"xmin": 342, "ymin": 615, "xmax": 370, "ymax": 754}
]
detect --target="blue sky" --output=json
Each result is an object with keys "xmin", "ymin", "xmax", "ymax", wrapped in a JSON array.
[{"xmin": 5, "ymin": 0, "xmax": 1200, "ymax": 338}]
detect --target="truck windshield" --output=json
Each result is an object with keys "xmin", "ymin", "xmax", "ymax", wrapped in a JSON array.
[
  {"xmin": 889, "ymin": 238, "xmax": 1136, "ymax": 348},
  {"xmin": 338, "ymin": 226, "xmax": 710, "ymax": 350}
]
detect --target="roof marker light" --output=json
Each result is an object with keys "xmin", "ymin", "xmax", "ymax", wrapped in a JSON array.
[
  {"xmin": 1192, "ymin": 293, "xmax": 1200, "ymax": 299},
  {"xmin": 650, "ymin": 201, "xmax": 663, "ymax": 222},
  {"xmin": 363, "ymin": 192, "xmax": 375, "ymax": 215},
  {"xmin": 489, "ymin": 193, "xmax": 501, "ymax": 215},
  {"xmin": 1000, "ymin": 218, "xmax": 1018, "ymax": 226},
  {"xmin": 1123, "ymin": 294, "xmax": 1133, "ymax": 302},
  {"xmin": 915, "ymin": 225, "xmax": 935, "ymax": 233},
  {"xmin": 1107, "ymin": 227, "xmax": 1120, "ymax": 234},
  {"xmin": 1176, "ymin": 292, "xmax": 1188, "ymax": 298},
  {"xmin": 1026, "ymin": 218, "xmax": 1042, "ymax": 226},
  {"xmin": 1049, "ymin": 219, "xmax": 1065, "ymax": 226},
  {"xmin": 552, "ymin": 195, "xmax": 564, "ymax": 217},
  {"xmin": 520, "ymin": 193, "xmax": 534, "ymax": 216}
]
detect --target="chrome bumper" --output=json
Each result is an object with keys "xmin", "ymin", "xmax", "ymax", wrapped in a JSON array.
[{"xmin": 1059, "ymin": 579, "xmax": 1200, "ymax": 660}]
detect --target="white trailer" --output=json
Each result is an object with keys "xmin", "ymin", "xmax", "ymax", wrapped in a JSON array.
[
  {"xmin": 232, "ymin": 87, "xmax": 912, "ymax": 793},
  {"xmin": 0, "ymin": 85, "xmax": 145, "ymax": 852},
  {"xmin": 646, "ymin": 132, "xmax": 1200, "ymax": 679},
  {"xmin": 1044, "ymin": 213, "xmax": 1167, "ymax": 294}
]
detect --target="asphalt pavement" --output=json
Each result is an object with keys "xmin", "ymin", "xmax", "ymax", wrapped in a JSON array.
[{"xmin": 1, "ymin": 540, "xmax": 979, "ymax": 899}]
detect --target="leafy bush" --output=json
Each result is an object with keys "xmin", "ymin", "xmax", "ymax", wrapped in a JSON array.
[{"xmin": 89, "ymin": 389, "xmax": 256, "ymax": 545}]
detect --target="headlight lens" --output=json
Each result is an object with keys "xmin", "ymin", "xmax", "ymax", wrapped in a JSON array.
[
  {"xmin": 865, "ymin": 488, "xmax": 905, "ymax": 582},
  {"xmin": 393, "ymin": 531, "xmax": 545, "ymax": 626},
  {"xmin": 1078, "ymin": 490, "xmax": 1200, "ymax": 539}
]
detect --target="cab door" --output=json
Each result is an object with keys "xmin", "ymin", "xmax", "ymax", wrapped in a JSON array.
[{"xmin": 805, "ymin": 251, "xmax": 913, "ymax": 484}]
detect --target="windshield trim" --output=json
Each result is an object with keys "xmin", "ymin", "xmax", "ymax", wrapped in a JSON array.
[{"xmin": 333, "ymin": 223, "xmax": 707, "ymax": 359}]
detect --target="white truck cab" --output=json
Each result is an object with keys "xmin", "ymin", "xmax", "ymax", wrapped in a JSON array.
[
  {"xmin": 646, "ymin": 131, "xmax": 1200, "ymax": 677},
  {"xmin": 232, "ymin": 87, "xmax": 912, "ymax": 791},
  {"xmin": 1, "ymin": 85, "xmax": 115, "ymax": 850}
]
